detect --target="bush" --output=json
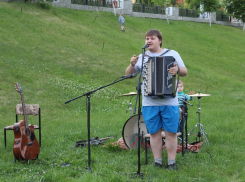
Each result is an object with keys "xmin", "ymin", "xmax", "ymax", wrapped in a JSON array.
[{"xmin": 37, "ymin": 0, "xmax": 52, "ymax": 9}]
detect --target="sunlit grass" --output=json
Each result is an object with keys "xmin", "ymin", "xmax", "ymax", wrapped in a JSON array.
[{"xmin": 0, "ymin": 1, "xmax": 245, "ymax": 181}]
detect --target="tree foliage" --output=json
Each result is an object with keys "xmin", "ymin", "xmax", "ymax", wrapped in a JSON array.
[
  {"xmin": 186, "ymin": 0, "xmax": 200, "ymax": 10},
  {"xmin": 135, "ymin": 0, "xmax": 153, "ymax": 5},
  {"xmin": 200, "ymin": 0, "xmax": 219, "ymax": 13},
  {"xmin": 223, "ymin": 0, "xmax": 245, "ymax": 23},
  {"xmin": 150, "ymin": 0, "xmax": 169, "ymax": 6},
  {"xmin": 135, "ymin": 0, "xmax": 179, "ymax": 7},
  {"xmin": 170, "ymin": 0, "xmax": 177, "ymax": 6}
]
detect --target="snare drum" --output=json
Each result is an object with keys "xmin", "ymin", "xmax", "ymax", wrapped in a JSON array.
[{"xmin": 122, "ymin": 114, "xmax": 148, "ymax": 149}]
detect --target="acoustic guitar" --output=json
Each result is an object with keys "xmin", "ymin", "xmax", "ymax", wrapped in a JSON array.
[{"xmin": 13, "ymin": 82, "xmax": 40, "ymax": 161}]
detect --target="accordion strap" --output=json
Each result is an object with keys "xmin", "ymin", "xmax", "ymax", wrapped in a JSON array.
[
  {"xmin": 144, "ymin": 49, "xmax": 171, "ymax": 58},
  {"xmin": 175, "ymin": 67, "xmax": 180, "ymax": 97},
  {"xmin": 159, "ymin": 49, "xmax": 171, "ymax": 56}
]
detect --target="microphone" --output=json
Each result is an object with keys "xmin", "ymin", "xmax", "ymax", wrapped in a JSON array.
[
  {"xmin": 142, "ymin": 44, "xmax": 149, "ymax": 49},
  {"xmin": 121, "ymin": 72, "xmax": 138, "ymax": 78}
]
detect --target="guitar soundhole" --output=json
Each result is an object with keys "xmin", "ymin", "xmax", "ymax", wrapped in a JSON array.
[
  {"xmin": 25, "ymin": 128, "xmax": 35, "ymax": 141},
  {"xmin": 30, "ymin": 131, "xmax": 35, "ymax": 141}
]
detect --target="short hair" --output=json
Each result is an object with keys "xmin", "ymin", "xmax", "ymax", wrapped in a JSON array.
[
  {"xmin": 145, "ymin": 29, "xmax": 163, "ymax": 47},
  {"xmin": 178, "ymin": 80, "xmax": 183, "ymax": 85}
]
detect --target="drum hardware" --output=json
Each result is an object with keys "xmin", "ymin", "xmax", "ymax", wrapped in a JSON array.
[
  {"xmin": 126, "ymin": 102, "xmax": 133, "ymax": 117},
  {"xmin": 178, "ymin": 98, "xmax": 193, "ymax": 156},
  {"xmin": 188, "ymin": 91, "xmax": 211, "ymax": 146},
  {"xmin": 119, "ymin": 92, "xmax": 137, "ymax": 117}
]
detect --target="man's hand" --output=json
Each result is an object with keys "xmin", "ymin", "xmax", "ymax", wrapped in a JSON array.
[
  {"xmin": 168, "ymin": 63, "xmax": 178, "ymax": 76},
  {"xmin": 130, "ymin": 55, "xmax": 139, "ymax": 66}
]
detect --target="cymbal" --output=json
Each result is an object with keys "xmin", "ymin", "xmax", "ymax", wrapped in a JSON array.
[
  {"xmin": 119, "ymin": 92, "xmax": 137, "ymax": 96},
  {"xmin": 189, "ymin": 93, "xmax": 211, "ymax": 97}
]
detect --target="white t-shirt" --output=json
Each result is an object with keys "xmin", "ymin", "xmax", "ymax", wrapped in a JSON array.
[{"xmin": 134, "ymin": 48, "xmax": 185, "ymax": 106}]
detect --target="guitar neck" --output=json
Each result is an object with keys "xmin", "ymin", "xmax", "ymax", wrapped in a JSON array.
[{"xmin": 20, "ymin": 93, "xmax": 29, "ymax": 128}]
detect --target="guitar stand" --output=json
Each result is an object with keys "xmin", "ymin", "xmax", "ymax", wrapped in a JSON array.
[
  {"xmin": 188, "ymin": 96, "xmax": 209, "ymax": 146},
  {"xmin": 14, "ymin": 153, "xmax": 39, "ymax": 163}
]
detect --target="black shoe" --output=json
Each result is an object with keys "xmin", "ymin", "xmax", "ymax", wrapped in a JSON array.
[
  {"xmin": 154, "ymin": 162, "xmax": 163, "ymax": 168},
  {"xmin": 167, "ymin": 163, "xmax": 178, "ymax": 171}
]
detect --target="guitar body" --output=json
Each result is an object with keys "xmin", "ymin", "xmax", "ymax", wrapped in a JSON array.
[
  {"xmin": 13, "ymin": 121, "xmax": 24, "ymax": 160},
  {"xmin": 14, "ymin": 82, "xmax": 40, "ymax": 161},
  {"xmin": 13, "ymin": 120, "xmax": 40, "ymax": 160}
]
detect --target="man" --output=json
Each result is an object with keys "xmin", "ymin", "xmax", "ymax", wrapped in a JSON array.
[
  {"xmin": 125, "ymin": 29, "xmax": 187, "ymax": 170},
  {"xmin": 118, "ymin": 13, "xmax": 125, "ymax": 31}
]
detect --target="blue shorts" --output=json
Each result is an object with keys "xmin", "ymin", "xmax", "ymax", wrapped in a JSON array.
[
  {"xmin": 120, "ymin": 22, "xmax": 124, "ymax": 26},
  {"xmin": 142, "ymin": 106, "xmax": 179, "ymax": 134}
]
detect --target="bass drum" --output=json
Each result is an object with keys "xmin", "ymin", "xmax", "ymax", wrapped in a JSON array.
[{"xmin": 122, "ymin": 114, "xmax": 148, "ymax": 149}]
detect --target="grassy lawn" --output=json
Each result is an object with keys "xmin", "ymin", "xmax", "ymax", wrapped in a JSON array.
[{"xmin": 0, "ymin": 2, "xmax": 245, "ymax": 181}]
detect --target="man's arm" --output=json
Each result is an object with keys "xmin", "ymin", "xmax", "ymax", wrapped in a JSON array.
[
  {"xmin": 179, "ymin": 67, "xmax": 187, "ymax": 77},
  {"xmin": 125, "ymin": 64, "xmax": 135, "ymax": 75},
  {"xmin": 125, "ymin": 55, "xmax": 139, "ymax": 75},
  {"xmin": 168, "ymin": 63, "xmax": 187, "ymax": 77}
]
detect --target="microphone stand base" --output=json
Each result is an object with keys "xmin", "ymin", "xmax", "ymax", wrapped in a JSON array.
[{"xmin": 131, "ymin": 172, "xmax": 144, "ymax": 179}]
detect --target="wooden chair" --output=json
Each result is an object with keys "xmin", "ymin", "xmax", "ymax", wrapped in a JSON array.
[{"xmin": 4, "ymin": 104, "xmax": 41, "ymax": 148}]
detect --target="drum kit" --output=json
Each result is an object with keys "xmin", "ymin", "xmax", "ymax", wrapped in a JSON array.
[{"xmin": 119, "ymin": 91, "xmax": 211, "ymax": 149}]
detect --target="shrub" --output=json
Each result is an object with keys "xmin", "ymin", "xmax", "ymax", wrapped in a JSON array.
[{"xmin": 37, "ymin": 0, "xmax": 52, "ymax": 9}]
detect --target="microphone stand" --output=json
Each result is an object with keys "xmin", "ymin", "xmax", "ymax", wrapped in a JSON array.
[
  {"xmin": 65, "ymin": 76, "xmax": 134, "ymax": 173},
  {"xmin": 133, "ymin": 47, "xmax": 147, "ymax": 178}
]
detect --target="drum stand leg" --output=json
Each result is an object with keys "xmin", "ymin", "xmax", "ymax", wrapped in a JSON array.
[
  {"xmin": 188, "ymin": 123, "xmax": 209, "ymax": 145},
  {"xmin": 179, "ymin": 105, "xmax": 189, "ymax": 156},
  {"xmin": 188, "ymin": 97, "xmax": 209, "ymax": 146}
]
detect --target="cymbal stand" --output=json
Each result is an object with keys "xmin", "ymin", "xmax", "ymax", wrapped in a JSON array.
[
  {"xmin": 188, "ymin": 96, "xmax": 209, "ymax": 145},
  {"xmin": 126, "ymin": 96, "xmax": 133, "ymax": 117}
]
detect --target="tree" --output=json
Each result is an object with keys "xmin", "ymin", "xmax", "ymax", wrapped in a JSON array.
[
  {"xmin": 186, "ymin": 0, "xmax": 200, "ymax": 10},
  {"xmin": 151, "ymin": 0, "xmax": 169, "ymax": 6},
  {"xmin": 135, "ymin": 0, "xmax": 153, "ymax": 5},
  {"xmin": 170, "ymin": 0, "xmax": 177, "ymax": 7},
  {"xmin": 200, "ymin": 0, "xmax": 219, "ymax": 27},
  {"xmin": 223, "ymin": 0, "xmax": 245, "ymax": 31}
]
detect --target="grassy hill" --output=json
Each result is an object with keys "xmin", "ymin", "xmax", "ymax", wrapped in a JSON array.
[{"xmin": 0, "ymin": 2, "xmax": 245, "ymax": 181}]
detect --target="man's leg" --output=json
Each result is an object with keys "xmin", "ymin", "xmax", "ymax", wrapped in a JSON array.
[
  {"xmin": 150, "ymin": 129, "xmax": 163, "ymax": 165},
  {"xmin": 164, "ymin": 131, "xmax": 178, "ymax": 170},
  {"xmin": 164, "ymin": 131, "xmax": 177, "ymax": 160}
]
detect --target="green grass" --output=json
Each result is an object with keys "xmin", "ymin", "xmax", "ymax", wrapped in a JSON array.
[{"xmin": 1, "ymin": 2, "xmax": 245, "ymax": 181}]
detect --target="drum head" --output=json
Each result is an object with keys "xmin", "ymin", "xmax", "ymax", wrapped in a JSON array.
[{"xmin": 122, "ymin": 114, "xmax": 148, "ymax": 149}]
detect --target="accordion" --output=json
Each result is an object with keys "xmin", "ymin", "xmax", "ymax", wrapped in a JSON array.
[{"xmin": 143, "ymin": 56, "xmax": 177, "ymax": 99}]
